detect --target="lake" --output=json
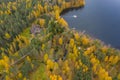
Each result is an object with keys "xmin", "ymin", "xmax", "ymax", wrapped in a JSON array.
[{"xmin": 61, "ymin": 0, "xmax": 120, "ymax": 49}]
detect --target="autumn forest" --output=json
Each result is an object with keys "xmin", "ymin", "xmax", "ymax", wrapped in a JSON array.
[{"xmin": 0, "ymin": 0, "xmax": 120, "ymax": 80}]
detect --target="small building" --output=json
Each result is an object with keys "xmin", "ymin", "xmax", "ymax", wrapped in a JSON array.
[{"xmin": 30, "ymin": 24, "xmax": 41, "ymax": 35}]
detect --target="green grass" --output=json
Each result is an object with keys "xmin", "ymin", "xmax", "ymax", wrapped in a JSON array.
[
  {"xmin": 21, "ymin": 27, "xmax": 31, "ymax": 39},
  {"xmin": 30, "ymin": 63, "xmax": 47, "ymax": 80}
]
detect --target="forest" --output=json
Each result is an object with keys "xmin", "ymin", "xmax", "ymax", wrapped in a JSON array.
[{"xmin": 0, "ymin": 0, "xmax": 120, "ymax": 80}]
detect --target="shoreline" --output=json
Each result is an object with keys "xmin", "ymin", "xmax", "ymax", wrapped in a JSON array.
[{"xmin": 60, "ymin": 6, "xmax": 84, "ymax": 15}]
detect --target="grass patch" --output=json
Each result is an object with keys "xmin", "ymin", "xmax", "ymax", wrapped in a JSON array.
[
  {"xmin": 21, "ymin": 27, "xmax": 31, "ymax": 39},
  {"xmin": 30, "ymin": 63, "xmax": 47, "ymax": 80}
]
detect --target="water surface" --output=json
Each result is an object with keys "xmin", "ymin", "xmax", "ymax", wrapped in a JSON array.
[{"xmin": 62, "ymin": 0, "xmax": 120, "ymax": 49}]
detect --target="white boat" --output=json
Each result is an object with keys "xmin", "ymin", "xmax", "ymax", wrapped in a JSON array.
[{"xmin": 73, "ymin": 15, "xmax": 77, "ymax": 18}]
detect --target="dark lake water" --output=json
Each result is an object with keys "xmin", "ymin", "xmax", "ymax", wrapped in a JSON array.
[{"xmin": 61, "ymin": 0, "xmax": 120, "ymax": 49}]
